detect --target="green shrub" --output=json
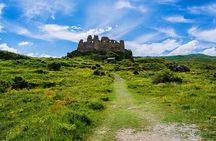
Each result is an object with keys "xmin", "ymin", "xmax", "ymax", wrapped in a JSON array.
[
  {"xmin": 48, "ymin": 62, "xmax": 61, "ymax": 71},
  {"xmin": 0, "ymin": 80, "xmax": 10, "ymax": 93},
  {"xmin": 95, "ymin": 64, "xmax": 101, "ymax": 68},
  {"xmin": 88, "ymin": 101, "xmax": 105, "ymax": 110},
  {"xmin": 153, "ymin": 70, "xmax": 183, "ymax": 84},
  {"xmin": 42, "ymin": 82, "xmax": 56, "ymax": 88},
  {"xmin": 66, "ymin": 112, "xmax": 92, "ymax": 126},
  {"xmin": 101, "ymin": 97, "xmax": 109, "ymax": 101},
  {"xmin": 0, "ymin": 50, "xmax": 29, "ymax": 60},
  {"xmin": 34, "ymin": 69, "xmax": 48, "ymax": 74},
  {"xmin": 93, "ymin": 69, "xmax": 105, "ymax": 76},
  {"xmin": 91, "ymin": 66, "xmax": 97, "ymax": 70},
  {"xmin": 12, "ymin": 77, "xmax": 29, "ymax": 89}
]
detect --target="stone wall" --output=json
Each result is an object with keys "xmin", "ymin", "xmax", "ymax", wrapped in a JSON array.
[{"xmin": 77, "ymin": 35, "xmax": 125, "ymax": 53}]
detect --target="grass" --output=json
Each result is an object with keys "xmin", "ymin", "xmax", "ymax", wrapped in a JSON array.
[
  {"xmin": 0, "ymin": 51, "xmax": 216, "ymax": 140},
  {"xmin": 0, "ymin": 56, "xmax": 114, "ymax": 141},
  {"xmin": 118, "ymin": 57, "xmax": 216, "ymax": 140}
]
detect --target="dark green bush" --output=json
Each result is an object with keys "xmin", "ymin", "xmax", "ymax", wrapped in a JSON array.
[
  {"xmin": 0, "ymin": 80, "xmax": 10, "ymax": 93},
  {"xmin": 0, "ymin": 50, "xmax": 29, "ymax": 60},
  {"xmin": 88, "ymin": 101, "xmax": 105, "ymax": 110},
  {"xmin": 67, "ymin": 50, "xmax": 133, "ymax": 61},
  {"xmin": 66, "ymin": 112, "xmax": 92, "ymax": 126},
  {"xmin": 114, "ymin": 65, "xmax": 120, "ymax": 71},
  {"xmin": 93, "ymin": 69, "xmax": 105, "ymax": 76},
  {"xmin": 93, "ymin": 69, "xmax": 100, "ymax": 75},
  {"xmin": 42, "ymin": 82, "xmax": 56, "ymax": 88},
  {"xmin": 101, "ymin": 97, "xmax": 109, "ymax": 101},
  {"xmin": 34, "ymin": 69, "xmax": 48, "ymax": 74},
  {"xmin": 153, "ymin": 70, "xmax": 183, "ymax": 84},
  {"xmin": 12, "ymin": 77, "xmax": 29, "ymax": 89},
  {"xmin": 95, "ymin": 64, "xmax": 101, "ymax": 68},
  {"xmin": 48, "ymin": 62, "xmax": 61, "ymax": 71},
  {"xmin": 91, "ymin": 66, "xmax": 97, "ymax": 70}
]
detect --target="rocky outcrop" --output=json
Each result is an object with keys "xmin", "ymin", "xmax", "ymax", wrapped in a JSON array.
[
  {"xmin": 77, "ymin": 35, "xmax": 125, "ymax": 53},
  {"xmin": 167, "ymin": 63, "xmax": 190, "ymax": 72}
]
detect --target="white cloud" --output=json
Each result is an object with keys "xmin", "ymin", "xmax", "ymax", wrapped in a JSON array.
[
  {"xmin": 0, "ymin": 3, "xmax": 5, "ymax": 32},
  {"xmin": 164, "ymin": 15, "xmax": 193, "ymax": 23},
  {"xmin": 0, "ymin": 43, "xmax": 17, "ymax": 53},
  {"xmin": 16, "ymin": 0, "xmax": 74, "ymax": 20},
  {"xmin": 114, "ymin": 0, "xmax": 147, "ymax": 13},
  {"xmin": 188, "ymin": 27, "xmax": 216, "ymax": 43},
  {"xmin": 168, "ymin": 40, "xmax": 200, "ymax": 56},
  {"xmin": 133, "ymin": 33, "xmax": 161, "ymax": 44},
  {"xmin": 126, "ymin": 37, "xmax": 215, "ymax": 56},
  {"xmin": 26, "ymin": 52, "xmax": 59, "ymax": 58},
  {"xmin": 14, "ymin": 24, "xmax": 112, "ymax": 42},
  {"xmin": 115, "ymin": 0, "xmax": 133, "ymax": 9},
  {"xmin": 202, "ymin": 47, "xmax": 216, "ymax": 56},
  {"xmin": 126, "ymin": 39, "xmax": 180, "ymax": 56},
  {"xmin": 0, "ymin": 3, "xmax": 5, "ymax": 15},
  {"xmin": 18, "ymin": 41, "xmax": 33, "ymax": 46},
  {"xmin": 40, "ymin": 24, "xmax": 112, "ymax": 42},
  {"xmin": 85, "ymin": 1, "xmax": 146, "ymax": 39},
  {"xmin": 188, "ymin": 3, "xmax": 216, "ymax": 16},
  {"xmin": 155, "ymin": 27, "xmax": 179, "ymax": 37}
]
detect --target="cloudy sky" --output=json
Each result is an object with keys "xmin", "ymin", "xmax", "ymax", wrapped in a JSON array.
[{"xmin": 0, "ymin": 0, "xmax": 216, "ymax": 57}]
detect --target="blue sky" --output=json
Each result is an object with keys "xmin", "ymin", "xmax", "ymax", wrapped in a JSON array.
[{"xmin": 0, "ymin": 0, "xmax": 216, "ymax": 57}]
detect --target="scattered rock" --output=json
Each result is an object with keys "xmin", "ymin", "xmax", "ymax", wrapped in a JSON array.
[
  {"xmin": 167, "ymin": 63, "xmax": 190, "ymax": 72},
  {"xmin": 133, "ymin": 70, "xmax": 139, "ymax": 75}
]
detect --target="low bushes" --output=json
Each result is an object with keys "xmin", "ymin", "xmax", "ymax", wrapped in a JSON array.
[
  {"xmin": 88, "ymin": 101, "xmax": 105, "ymax": 110},
  {"xmin": 65, "ymin": 112, "xmax": 92, "ymax": 126},
  {"xmin": 93, "ymin": 69, "xmax": 105, "ymax": 76},
  {"xmin": 48, "ymin": 62, "xmax": 61, "ymax": 71},
  {"xmin": 12, "ymin": 77, "xmax": 30, "ymax": 89},
  {"xmin": 153, "ymin": 70, "xmax": 183, "ymax": 84},
  {"xmin": 34, "ymin": 69, "xmax": 48, "ymax": 74},
  {"xmin": 0, "ymin": 80, "xmax": 10, "ymax": 93},
  {"xmin": 100, "ymin": 97, "xmax": 109, "ymax": 101},
  {"xmin": 0, "ymin": 50, "xmax": 29, "ymax": 60}
]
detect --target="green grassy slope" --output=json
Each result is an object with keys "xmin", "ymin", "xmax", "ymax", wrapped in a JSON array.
[
  {"xmin": 117, "ymin": 56, "xmax": 216, "ymax": 140},
  {"xmin": 0, "ymin": 54, "xmax": 114, "ymax": 141},
  {"xmin": 0, "ymin": 51, "xmax": 215, "ymax": 140}
]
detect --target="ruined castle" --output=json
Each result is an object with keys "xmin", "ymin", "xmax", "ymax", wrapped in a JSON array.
[{"xmin": 77, "ymin": 35, "xmax": 125, "ymax": 53}]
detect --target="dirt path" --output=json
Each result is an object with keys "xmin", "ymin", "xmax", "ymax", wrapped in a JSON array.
[{"xmin": 87, "ymin": 74, "xmax": 201, "ymax": 141}]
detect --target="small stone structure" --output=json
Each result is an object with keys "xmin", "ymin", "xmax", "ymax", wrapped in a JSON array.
[{"xmin": 77, "ymin": 35, "xmax": 125, "ymax": 53}]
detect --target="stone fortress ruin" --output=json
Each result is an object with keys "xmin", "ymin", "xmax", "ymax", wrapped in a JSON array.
[{"xmin": 77, "ymin": 35, "xmax": 125, "ymax": 53}]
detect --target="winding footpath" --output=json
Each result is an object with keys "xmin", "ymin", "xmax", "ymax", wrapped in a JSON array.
[{"xmin": 87, "ymin": 74, "xmax": 201, "ymax": 141}]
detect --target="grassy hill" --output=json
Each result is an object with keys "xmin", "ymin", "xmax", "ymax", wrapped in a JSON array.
[
  {"xmin": 164, "ymin": 54, "xmax": 216, "ymax": 62},
  {"xmin": 0, "ymin": 51, "xmax": 215, "ymax": 140}
]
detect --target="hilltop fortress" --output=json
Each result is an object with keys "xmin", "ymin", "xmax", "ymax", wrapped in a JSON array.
[{"xmin": 77, "ymin": 35, "xmax": 126, "ymax": 53}]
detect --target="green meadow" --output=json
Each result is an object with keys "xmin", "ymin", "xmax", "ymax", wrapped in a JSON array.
[{"xmin": 0, "ymin": 51, "xmax": 216, "ymax": 140}]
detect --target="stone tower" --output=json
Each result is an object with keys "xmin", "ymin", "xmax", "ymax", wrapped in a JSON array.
[{"xmin": 77, "ymin": 35, "xmax": 125, "ymax": 53}]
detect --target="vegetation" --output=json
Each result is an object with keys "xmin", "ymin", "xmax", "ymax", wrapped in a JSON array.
[
  {"xmin": 153, "ymin": 70, "xmax": 183, "ymax": 84},
  {"xmin": 0, "ymin": 55, "xmax": 113, "ymax": 140},
  {"xmin": 47, "ymin": 62, "xmax": 62, "ymax": 71},
  {"xmin": 0, "ymin": 50, "xmax": 29, "ymax": 60},
  {"xmin": 67, "ymin": 50, "xmax": 133, "ymax": 61},
  {"xmin": 118, "ymin": 55, "xmax": 216, "ymax": 140},
  {"xmin": 0, "ymin": 51, "xmax": 215, "ymax": 140}
]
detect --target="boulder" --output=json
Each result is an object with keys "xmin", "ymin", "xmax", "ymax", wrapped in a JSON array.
[
  {"xmin": 167, "ymin": 64, "xmax": 190, "ymax": 72},
  {"xmin": 133, "ymin": 70, "xmax": 139, "ymax": 75}
]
